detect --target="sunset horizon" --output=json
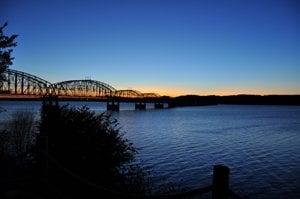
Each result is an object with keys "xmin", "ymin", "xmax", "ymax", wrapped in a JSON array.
[{"xmin": 4, "ymin": 66, "xmax": 300, "ymax": 97}]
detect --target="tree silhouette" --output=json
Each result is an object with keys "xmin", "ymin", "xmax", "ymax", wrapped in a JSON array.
[{"xmin": 0, "ymin": 22, "xmax": 18, "ymax": 82}]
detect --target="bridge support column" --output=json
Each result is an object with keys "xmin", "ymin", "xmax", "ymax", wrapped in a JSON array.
[
  {"xmin": 135, "ymin": 102, "xmax": 146, "ymax": 110},
  {"xmin": 42, "ymin": 95, "xmax": 59, "ymax": 107},
  {"xmin": 166, "ymin": 102, "xmax": 170, "ymax": 108},
  {"xmin": 107, "ymin": 98, "xmax": 119, "ymax": 111},
  {"xmin": 154, "ymin": 102, "xmax": 164, "ymax": 109}
]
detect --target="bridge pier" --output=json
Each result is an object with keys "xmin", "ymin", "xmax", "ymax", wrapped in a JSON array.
[
  {"xmin": 135, "ymin": 102, "xmax": 146, "ymax": 110},
  {"xmin": 107, "ymin": 98, "xmax": 119, "ymax": 111},
  {"xmin": 42, "ymin": 94, "xmax": 59, "ymax": 107},
  {"xmin": 154, "ymin": 102, "xmax": 164, "ymax": 109}
]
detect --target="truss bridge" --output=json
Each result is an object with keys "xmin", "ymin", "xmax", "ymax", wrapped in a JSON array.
[{"xmin": 0, "ymin": 69, "xmax": 167, "ymax": 110}]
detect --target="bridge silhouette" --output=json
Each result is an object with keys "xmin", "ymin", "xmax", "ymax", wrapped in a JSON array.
[{"xmin": 0, "ymin": 69, "xmax": 167, "ymax": 110}]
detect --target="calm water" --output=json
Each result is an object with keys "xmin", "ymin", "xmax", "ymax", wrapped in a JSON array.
[{"xmin": 1, "ymin": 101, "xmax": 300, "ymax": 199}]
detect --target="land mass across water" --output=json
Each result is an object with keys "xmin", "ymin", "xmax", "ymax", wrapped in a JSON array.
[
  {"xmin": 0, "ymin": 94, "xmax": 299, "ymax": 106},
  {"xmin": 168, "ymin": 94, "xmax": 300, "ymax": 107}
]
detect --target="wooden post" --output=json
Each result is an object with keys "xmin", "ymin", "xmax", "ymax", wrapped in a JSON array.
[{"xmin": 212, "ymin": 165, "xmax": 230, "ymax": 199}]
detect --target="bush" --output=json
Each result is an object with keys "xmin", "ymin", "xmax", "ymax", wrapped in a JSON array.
[
  {"xmin": 0, "ymin": 100, "xmax": 151, "ymax": 198},
  {"xmin": 36, "ymin": 99, "xmax": 149, "ymax": 198}
]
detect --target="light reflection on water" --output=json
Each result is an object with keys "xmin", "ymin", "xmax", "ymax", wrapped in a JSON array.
[{"xmin": 0, "ymin": 101, "xmax": 299, "ymax": 199}]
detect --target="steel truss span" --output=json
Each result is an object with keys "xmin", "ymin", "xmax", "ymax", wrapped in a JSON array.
[
  {"xmin": 53, "ymin": 80, "xmax": 116, "ymax": 97},
  {"xmin": 114, "ymin": 89, "xmax": 143, "ymax": 98},
  {"xmin": 114, "ymin": 90, "xmax": 160, "ymax": 98},
  {"xmin": 0, "ymin": 69, "xmax": 160, "ymax": 98},
  {"xmin": 0, "ymin": 69, "xmax": 53, "ymax": 95}
]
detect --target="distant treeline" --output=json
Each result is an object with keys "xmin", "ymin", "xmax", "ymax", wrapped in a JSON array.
[
  {"xmin": 168, "ymin": 95, "xmax": 300, "ymax": 107},
  {"xmin": 0, "ymin": 94, "xmax": 299, "ymax": 106}
]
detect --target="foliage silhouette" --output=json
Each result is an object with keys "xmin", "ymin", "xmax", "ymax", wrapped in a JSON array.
[
  {"xmin": 0, "ymin": 22, "xmax": 18, "ymax": 82},
  {"xmin": 0, "ymin": 99, "xmax": 150, "ymax": 198},
  {"xmin": 35, "ymin": 99, "xmax": 149, "ymax": 198}
]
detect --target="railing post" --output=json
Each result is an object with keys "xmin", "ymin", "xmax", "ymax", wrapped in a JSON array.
[{"xmin": 212, "ymin": 165, "xmax": 230, "ymax": 199}]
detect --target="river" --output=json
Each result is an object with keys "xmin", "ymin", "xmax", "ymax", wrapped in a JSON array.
[{"xmin": 0, "ymin": 101, "xmax": 299, "ymax": 199}]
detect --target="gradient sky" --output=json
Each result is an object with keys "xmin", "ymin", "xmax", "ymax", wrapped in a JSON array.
[{"xmin": 1, "ymin": 0, "xmax": 299, "ymax": 96}]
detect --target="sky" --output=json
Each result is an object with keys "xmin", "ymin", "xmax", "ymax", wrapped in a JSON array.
[{"xmin": 1, "ymin": 0, "xmax": 299, "ymax": 96}]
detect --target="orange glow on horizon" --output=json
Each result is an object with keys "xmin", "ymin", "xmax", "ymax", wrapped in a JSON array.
[{"xmin": 133, "ymin": 85, "xmax": 300, "ymax": 97}]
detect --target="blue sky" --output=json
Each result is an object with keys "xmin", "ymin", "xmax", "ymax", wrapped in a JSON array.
[{"xmin": 1, "ymin": 0, "xmax": 299, "ymax": 96}]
